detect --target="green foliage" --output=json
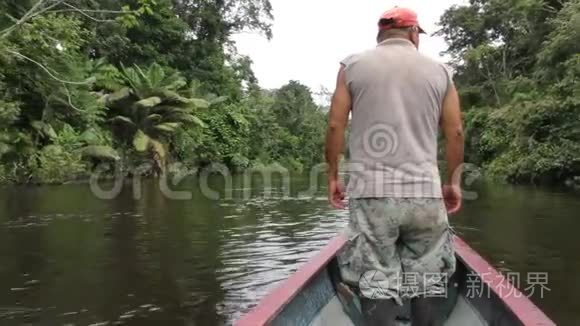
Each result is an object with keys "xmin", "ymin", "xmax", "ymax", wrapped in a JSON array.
[
  {"xmin": 258, "ymin": 81, "xmax": 327, "ymax": 169},
  {"xmin": 190, "ymin": 101, "xmax": 253, "ymax": 166},
  {"xmin": 439, "ymin": 0, "xmax": 580, "ymax": 185},
  {"xmin": 8, "ymin": 0, "xmax": 576, "ymax": 187},
  {"xmin": 0, "ymin": 0, "xmax": 330, "ymax": 184},
  {"xmin": 0, "ymin": 99, "xmax": 33, "ymax": 160},
  {"xmin": 81, "ymin": 145, "xmax": 121, "ymax": 161},
  {"xmin": 173, "ymin": 80, "xmax": 327, "ymax": 173},
  {"xmin": 105, "ymin": 62, "xmax": 209, "ymax": 168},
  {"xmin": 230, "ymin": 153, "xmax": 251, "ymax": 172},
  {"xmin": 537, "ymin": 1, "xmax": 580, "ymax": 78},
  {"xmin": 31, "ymin": 145, "xmax": 86, "ymax": 184}
]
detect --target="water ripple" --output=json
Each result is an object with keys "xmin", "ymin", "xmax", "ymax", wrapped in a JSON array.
[{"xmin": 215, "ymin": 198, "xmax": 348, "ymax": 323}]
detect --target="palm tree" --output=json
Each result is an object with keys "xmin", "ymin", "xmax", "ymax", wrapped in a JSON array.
[{"xmin": 104, "ymin": 63, "xmax": 209, "ymax": 175}]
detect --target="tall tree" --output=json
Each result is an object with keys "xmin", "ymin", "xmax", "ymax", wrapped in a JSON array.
[{"xmin": 437, "ymin": 0, "xmax": 580, "ymax": 184}]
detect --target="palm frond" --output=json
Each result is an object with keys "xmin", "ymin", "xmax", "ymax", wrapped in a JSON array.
[
  {"xmin": 81, "ymin": 145, "xmax": 120, "ymax": 161},
  {"xmin": 135, "ymin": 96, "xmax": 162, "ymax": 109},
  {"xmin": 31, "ymin": 121, "xmax": 57, "ymax": 139},
  {"xmin": 163, "ymin": 71, "xmax": 186, "ymax": 90},
  {"xmin": 154, "ymin": 122, "xmax": 181, "ymax": 133},
  {"xmin": 210, "ymin": 96, "xmax": 229, "ymax": 105},
  {"xmin": 149, "ymin": 139, "xmax": 167, "ymax": 160},
  {"xmin": 190, "ymin": 116, "xmax": 206, "ymax": 127},
  {"xmin": 119, "ymin": 63, "xmax": 140, "ymax": 92},
  {"xmin": 151, "ymin": 105, "xmax": 188, "ymax": 115},
  {"xmin": 110, "ymin": 115, "xmax": 135, "ymax": 125},
  {"xmin": 159, "ymin": 90, "xmax": 191, "ymax": 104},
  {"xmin": 145, "ymin": 113, "xmax": 163, "ymax": 125},
  {"xmin": 147, "ymin": 63, "xmax": 166, "ymax": 88},
  {"xmin": 164, "ymin": 113, "xmax": 206, "ymax": 127},
  {"xmin": 104, "ymin": 87, "xmax": 131, "ymax": 105},
  {"xmin": 191, "ymin": 98, "xmax": 210, "ymax": 109},
  {"xmin": 133, "ymin": 130, "xmax": 150, "ymax": 152},
  {"xmin": 134, "ymin": 65, "xmax": 151, "ymax": 91}
]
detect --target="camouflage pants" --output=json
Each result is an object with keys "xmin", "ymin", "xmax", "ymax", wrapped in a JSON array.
[{"xmin": 338, "ymin": 198, "xmax": 455, "ymax": 305}]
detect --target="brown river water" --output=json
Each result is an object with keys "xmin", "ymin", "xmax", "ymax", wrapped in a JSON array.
[{"xmin": 0, "ymin": 175, "xmax": 577, "ymax": 325}]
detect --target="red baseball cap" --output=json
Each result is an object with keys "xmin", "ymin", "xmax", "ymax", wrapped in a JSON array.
[{"xmin": 378, "ymin": 7, "xmax": 426, "ymax": 34}]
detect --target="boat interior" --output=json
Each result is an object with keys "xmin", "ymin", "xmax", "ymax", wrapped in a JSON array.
[{"xmin": 271, "ymin": 256, "xmax": 521, "ymax": 326}]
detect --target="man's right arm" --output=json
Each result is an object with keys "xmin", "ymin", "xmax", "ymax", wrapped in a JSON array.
[
  {"xmin": 441, "ymin": 83, "xmax": 464, "ymax": 185},
  {"xmin": 441, "ymin": 83, "xmax": 464, "ymax": 213},
  {"xmin": 325, "ymin": 65, "xmax": 351, "ymax": 209}
]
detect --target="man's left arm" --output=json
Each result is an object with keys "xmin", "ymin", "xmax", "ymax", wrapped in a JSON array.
[{"xmin": 325, "ymin": 65, "xmax": 352, "ymax": 209}]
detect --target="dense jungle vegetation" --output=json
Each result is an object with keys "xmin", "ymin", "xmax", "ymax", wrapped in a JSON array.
[
  {"xmin": 0, "ymin": 0, "xmax": 327, "ymax": 183},
  {"xmin": 438, "ymin": 0, "xmax": 579, "ymax": 185},
  {"xmin": 0, "ymin": 0, "xmax": 578, "ymax": 186}
]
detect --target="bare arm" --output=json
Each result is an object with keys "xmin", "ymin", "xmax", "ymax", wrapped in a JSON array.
[
  {"xmin": 441, "ymin": 83, "xmax": 464, "ymax": 186},
  {"xmin": 325, "ymin": 65, "xmax": 352, "ymax": 181}
]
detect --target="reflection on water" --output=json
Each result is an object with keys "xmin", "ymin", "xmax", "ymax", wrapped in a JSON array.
[{"xmin": 0, "ymin": 176, "xmax": 577, "ymax": 325}]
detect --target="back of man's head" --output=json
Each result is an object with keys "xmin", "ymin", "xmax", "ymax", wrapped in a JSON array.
[{"xmin": 376, "ymin": 7, "xmax": 425, "ymax": 47}]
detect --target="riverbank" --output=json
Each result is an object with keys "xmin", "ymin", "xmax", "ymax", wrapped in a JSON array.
[
  {"xmin": 3, "ymin": 159, "xmax": 579, "ymax": 192},
  {"xmin": 0, "ymin": 159, "xmax": 314, "ymax": 186}
]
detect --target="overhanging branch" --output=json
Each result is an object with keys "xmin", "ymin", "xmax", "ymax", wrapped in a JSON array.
[{"xmin": 4, "ymin": 49, "xmax": 92, "ymax": 85}]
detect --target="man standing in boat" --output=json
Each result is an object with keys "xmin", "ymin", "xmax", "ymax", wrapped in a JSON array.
[{"xmin": 325, "ymin": 6, "xmax": 464, "ymax": 326}]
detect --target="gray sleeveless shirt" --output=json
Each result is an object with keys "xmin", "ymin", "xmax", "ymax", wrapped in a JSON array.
[{"xmin": 341, "ymin": 38, "xmax": 453, "ymax": 198}]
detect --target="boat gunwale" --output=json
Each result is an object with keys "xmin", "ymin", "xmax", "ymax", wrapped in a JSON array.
[
  {"xmin": 235, "ymin": 234, "xmax": 348, "ymax": 326},
  {"xmin": 236, "ymin": 234, "xmax": 556, "ymax": 326},
  {"xmin": 453, "ymin": 236, "xmax": 555, "ymax": 326}
]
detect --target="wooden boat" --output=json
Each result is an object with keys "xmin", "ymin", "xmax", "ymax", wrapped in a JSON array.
[{"xmin": 236, "ymin": 235, "xmax": 555, "ymax": 326}]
